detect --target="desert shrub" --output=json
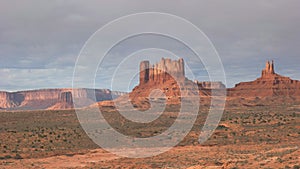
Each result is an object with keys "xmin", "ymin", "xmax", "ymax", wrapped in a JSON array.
[
  {"xmin": 4, "ymin": 155, "xmax": 12, "ymax": 159},
  {"xmin": 293, "ymin": 165, "xmax": 300, "ymax": 169},
  {"xmin": 217, "ymin": 125, "xmax": 228, "ymax": 130},
  {"xmin": 14, "ymin": 154, "xmax": 23, "ymax": 159},
  {"xmin": 277, "ymin": 157, "xmax": 284, "ymax": 163}
]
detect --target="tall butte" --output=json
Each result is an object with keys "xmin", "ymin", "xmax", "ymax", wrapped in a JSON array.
[
  {"xmin": 130, "ymin": 58, "xmax": 203, "ymax": 106},
  {"xmin": 127, "ymin": 57, "xmax": 225, "ymax": 108},
  {"xmin": 228, "ymin": 60, "xmax": 300, "ymax": 98},
  {"xmin": 139, "ymin": 58, "xmax": 185, "ymax": 85}
]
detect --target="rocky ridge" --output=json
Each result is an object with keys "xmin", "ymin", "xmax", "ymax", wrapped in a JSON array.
[{"xmin": 0, "ymin": 88, "xmax": 125, "ymax": 110}]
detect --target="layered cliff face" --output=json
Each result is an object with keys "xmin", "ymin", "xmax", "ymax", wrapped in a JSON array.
[
  {"xmin": 139, "ymin": 58, "xmax": 185, "ymax": 85},
  {"xmin": 0, "ymin": 88, "xmax": 125, "ymax": 110},
  {"xmin": 228, "ymin": 60, "xmax": 300, "ymax": 98},
  {"xmin": 132, "ymin": 58, "xmax": 184, "ymax": 106},
  {"xmin": 0, "ymin": 92, "xmax": 19, "ymax": 108},
  {"xmin": 47, "ymin": 92, "xmax": 74, "ymax": 110},
  {"xmin": 60, "ymin": 91, "xmax": 73, "ymax": 103}
]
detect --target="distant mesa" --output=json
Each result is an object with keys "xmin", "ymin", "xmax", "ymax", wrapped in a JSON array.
[
  {"xmin": 0, "ymin": 89, "xmax": 126, "ymax": 110},
  {"xmin": 228, "ymin": 60, "xmax": 300, "ymax": 98}
]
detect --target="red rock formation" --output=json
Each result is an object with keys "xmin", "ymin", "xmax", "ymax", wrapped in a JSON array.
[
  {"xmin": 134, "ymin": 58, "xmax": 183, "ymax": 105},
  {"xmin": 139, "ymin": 61, "xmax": 150, "ymax": 84},
  {"xmin": 228, "ymin": 60, "xmax": 300, "ymax": 98},
  {"xmin": 47, "ymin": 92, "xmax": 74, "ymax": 110},
  {"xmin": 262, "ymin": 60, "xmax": 275, "ymax": 77},
  {"xmin": 0, "ymin": 92, "xmax": 18, "ymax": 108},
  {"xmin": 60, "ymin": 91, "xmax": 73, "ymax": 104},
  {"xmin": 97, "ymin": 59, "xmax": 300, "ymax": 109},
  {"xmin": 129, "ymin": 58, "xmax": 214, "ymax": 107},
  {"xmin": 139, "ymin": 58, "xmax": 185, "ymax": 85}
]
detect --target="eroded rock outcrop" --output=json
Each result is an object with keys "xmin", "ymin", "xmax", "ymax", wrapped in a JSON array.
[
  {"xmin": 228, "ymin": 60, "xmax": 300, "ymax": 98},
  {"xmin": 139, "ymin": 58, "xmax": 185, "ymax": 85},
  {"xmin": 0, "ymin": 92, "xmax": 18, "ymax": 108},
  {"xmin": 261, "ymin": 60, "xmax": 275, "ymax": 77},
  {"xmin": 128, "ymin": 58, "xmax": 225, "ymax": 108},
  {"xmin": 60, "ymin": 91, "xmax": 73, "ymax": 104},
  {"xmin": 47, "ymin": 91, "xmax": 74, "ymax": 110}
]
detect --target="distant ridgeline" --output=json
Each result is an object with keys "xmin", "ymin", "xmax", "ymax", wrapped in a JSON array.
[{"xmin": 0, "ymin": 89, "xmax": 125, "ymax": 110}]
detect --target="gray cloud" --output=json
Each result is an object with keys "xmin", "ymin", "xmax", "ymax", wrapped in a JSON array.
[{"xmin": 0, "ymin": 0, "xmax": 300, "ymax": 91}]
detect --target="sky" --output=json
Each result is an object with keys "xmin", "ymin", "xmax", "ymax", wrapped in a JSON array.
[{"xmin": 1, "ymin": 0, "xmax": 300, "ymax": 92}]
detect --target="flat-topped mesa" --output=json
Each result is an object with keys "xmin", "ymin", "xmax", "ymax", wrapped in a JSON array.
[
  {"xmin": 139, "ymin": 58, "xmax": 185, "ymax": 84},
  {"xmin": 261, "ymin": 60, "xmax": 275, "ymax": 77},
  {"xmin": 0, "ymin": 89, "xmax": 126, "ymax": 110}
]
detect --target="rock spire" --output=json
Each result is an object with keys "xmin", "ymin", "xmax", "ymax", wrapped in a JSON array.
[{"xmin": 262, "ymin": 60, "xmax": 275, "ymax": 77}]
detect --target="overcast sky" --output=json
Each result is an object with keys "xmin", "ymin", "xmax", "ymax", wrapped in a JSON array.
[{"xmin": 1, "ymin": 0, "xmax": 300, "ymax": 92}]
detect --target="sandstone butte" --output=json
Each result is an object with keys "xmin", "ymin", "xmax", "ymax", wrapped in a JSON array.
[
  {"xmin": 101, "ymin": 58, "xmax": 226, "ymax": 109},
  {"xmin": 227, "ymin": 60, "xmax": 300, "ymax": 98}
]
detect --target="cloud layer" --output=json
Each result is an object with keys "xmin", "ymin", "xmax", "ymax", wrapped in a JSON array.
[{"xmin": 1, "ymin": 0, "xmax": 300, "ymax": 91}]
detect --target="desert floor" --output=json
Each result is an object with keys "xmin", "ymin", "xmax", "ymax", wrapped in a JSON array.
[{"xmin": 0, "ymin": 101, "xmax": 299, "ymax": 168}]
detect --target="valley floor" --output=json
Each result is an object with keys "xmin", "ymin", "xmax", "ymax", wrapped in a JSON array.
[{"xmin": 0, "ymin": 102, "xmax": 299, "ymax": 168}]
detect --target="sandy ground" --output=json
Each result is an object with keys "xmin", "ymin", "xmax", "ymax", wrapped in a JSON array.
[{"xmin": 1, "ymin": 144, "xmax": 299, "ymax": 169}]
